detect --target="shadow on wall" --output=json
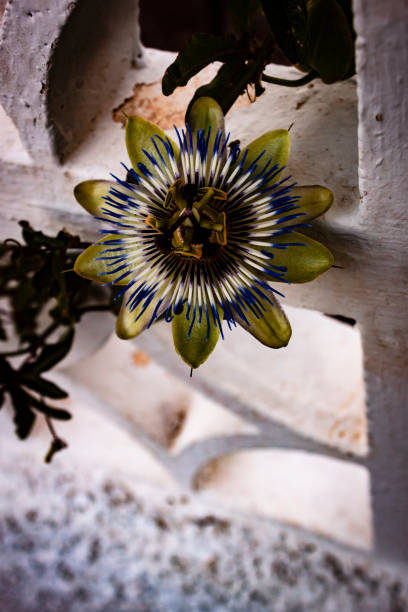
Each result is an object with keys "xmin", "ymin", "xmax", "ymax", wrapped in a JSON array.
[
  {"xmin": 139, "ymin": 0, "xmax": 230, "ymax": 52},
  {"xmin": 47, "ymin": 0, "xmax": 139, "ymax": 162},
  {"xmin": 139, "ymin": 0, "xmax": 289, "ymax": 61}
]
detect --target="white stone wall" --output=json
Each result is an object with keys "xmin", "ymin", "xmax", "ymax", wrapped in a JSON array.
[{"xmin": 0, "ymin": 1, "xmax": 407, "ymax": 595}]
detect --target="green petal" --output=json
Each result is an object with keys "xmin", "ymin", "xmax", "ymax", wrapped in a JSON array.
[
  {"xmin": 116, "ymin": 289, "xmax": 168, "ymax": 340},
  {"xmin": 186, "ymin": 97, "xmax": 225, "ymax": 183},
  {"xmin": 172, "ymin": 308, "xmax": 220, "ymax": 369},
  {"xmin": 74, "ymin": 180, "xmax": 115, "ymax": 216},
  {"xmin": 187, "ymin": 96, "xmax": 224, "ymax": 141},
  {"xmin": 279, "ymin": 185, "xmax": 334, "ymax": 226},
  {"xmin": 74, "ymin": 236, "xmax": 133, "ymax": 286},
  {"xmin": 125, "ymin": 116, "xmax": 179, "ymax": 177},
  {"xmin": 264, "ymin": 231, "xmax": 334, "ymax": 283},
  {"xmin": 237, "ymin": 294, "xmax": 291, "ymax": 348},
  {"xmin": 241, "ymin": 129, "xmax": 290, "ymax": 184}
]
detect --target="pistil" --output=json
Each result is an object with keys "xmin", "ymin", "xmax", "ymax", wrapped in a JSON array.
[{"xmin": 145, "ymin": 179, "xmax": 228, "ymax": 259}]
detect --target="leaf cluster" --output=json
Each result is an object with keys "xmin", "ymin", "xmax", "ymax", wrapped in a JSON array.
[
  {"xmin": 162, "ymin": 0, "xmax": 355, "ymax": 118},
  {"xmin": 0, "ymin": 222, "xmax": 118, "ymax": 462}
]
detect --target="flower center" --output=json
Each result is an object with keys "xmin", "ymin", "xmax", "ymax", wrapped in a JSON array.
[{"xmin": 146, "ymin": 179, "xmax": 228, "ymax": 260}]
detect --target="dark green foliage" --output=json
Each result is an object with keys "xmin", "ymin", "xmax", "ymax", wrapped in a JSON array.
[
  {"xmin": 185, "ymin": 51, "xmax": 269, "ymax": 118},
  {"xmin": 261, "ymin": 0, "xmax": 309, "ymax": 66},
  {"xmin": 9, "ymin": 387, "xmax": 36, "ymax": 439},
  {"xmin": 27, "ymin": 328, "xmax": 74, "ymax": 374},
  {"xmin": 228, "ymin": 0, "xmax": 262, "ymax": 37},
  {"xmin": 186, "ymin": 58, "xmax": 252, "ymax": 117},
  {"xmin": 305, "ymin": 0, "xmax": 354, "ymax": 83},
  {"xmin": 162, "ymin": 0, "xmax": 355, "ymax": 117},
  {"xmin": 0, "ymin": 222, "xmax": 118, "ymax": 462},
  {"xmin": 162, "ymin": 34, "xmax": 240, "ymax": 96},
  {"xmin": 19, "ymin": 374, "xmax": 69, "ymax": 400},
  {"xmin": 0, "ymin": 319, "xmax": 6, "ymax": 341}
]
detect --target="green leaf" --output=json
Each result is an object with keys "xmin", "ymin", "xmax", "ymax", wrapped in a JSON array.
[
  {"xmin": 236, "ymin": 293, "xmax": 292, "ymax": 348},
  {"xmin": 288, "ymin": 0, "xmax": 309, "ymax": 51},
  {"xmin": 30, "ymin": 397, "xmax": 72, "ymax": 421},
  {"xmin": 0, "ymin": 356, "xmax": 14, "ymax": 384},
  {"xmin": 30, "ymin": 328, "xmax": 74, "ymax": 374},
  {"xmin": 162, "ymin": 34, "xmax": 239, "ymax": 96},
  {"xmin": 10, "ymin": 388, "xmax": 36, "ymax": 439},
  {"xmin": 172, "ymin": 307, "xmax": 221, "ymax": 369},
  {"xmin": 14, "ymin": 251, "xmax": 44, "ymax": 275},
  {"xmin": 32, "ymin": 257, "xmax": 54, "ymax": 292},
  {"xmin": 261, "ymin": 0, "xmax": 309, "ymax": 67},
  {"xmin": 305, "ymin": 0, "xmax": 354, "ymax": 83},
  {"xmin": 125, "ymin": 116, "xmax": 179, "ymax": 178},
  {"xmin": 10, "ymin": 277, "xmax": 42, "ymax": 343},
  {"xmin": 229, "ymin": 0, "xmax": 261, "ymax": 36},
  {"xmin": 0, "ymin": 317, "xmax": 6, "ymax": 341},
  {"xmin": 19, "ymin": 221, "xmax": 80, "ymax": 250},
  {"xmin": 20, "ymin": 374, "xmax": 69, "ymax": 399}
]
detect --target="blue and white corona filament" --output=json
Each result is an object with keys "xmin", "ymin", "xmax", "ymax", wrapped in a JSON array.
[{"xmin": 74, "ymin": 97, "xmax": 334, "ymax": 369}]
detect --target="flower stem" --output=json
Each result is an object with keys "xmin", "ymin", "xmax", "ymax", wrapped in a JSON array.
[{"xmin": 261, "ymin": 71, "xmax": 317, "ymax": 87}]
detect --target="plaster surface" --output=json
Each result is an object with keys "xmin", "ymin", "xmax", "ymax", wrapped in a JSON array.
[
  {"xmin": 0, "ymin": 0, "xmax": 142, "ymax": 164},
  {"xmin": 0, "ymin": 404, "xmax": 407, "ymax": 612},
  {"xmin": 0, "ymin": 0, "xmax": 407, "ymax": 570}
]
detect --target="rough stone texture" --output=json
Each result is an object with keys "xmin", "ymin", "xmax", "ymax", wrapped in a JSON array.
[
  {"xmin": 0, "ymin": 0, "xmax": 142, "ymax": 163},
  {"xmin": 0, "ymin": 47, "xmax": 403, "ymax": 561},
  {"xmin": 0, "ymin": 436, "xmax": 407, "ymax": 612},
  {"xmin": 352, "ymin": 0, "xmax": 408, "ymax": 563},
  {"xmin": 0, "ymin": 0, "xmax": 407, "ymax": 577},
  {"xmin": 57, "ymin": 319, "xmax": 370, "ymax": 549}
]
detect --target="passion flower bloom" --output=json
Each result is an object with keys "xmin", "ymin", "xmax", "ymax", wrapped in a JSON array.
[{"xmin": 74, "ymin": 97, "xmax": 333, "ymax": 369}]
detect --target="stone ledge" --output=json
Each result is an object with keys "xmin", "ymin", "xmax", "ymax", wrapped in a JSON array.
[{"xmin": 0, "ymin": 442, "xmax": 406, "ymax": 612}]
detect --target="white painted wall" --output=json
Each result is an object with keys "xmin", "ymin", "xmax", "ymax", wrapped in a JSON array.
[{"xmin": 0, "ymin": 0, "xmax": 407, "ymax": 566}]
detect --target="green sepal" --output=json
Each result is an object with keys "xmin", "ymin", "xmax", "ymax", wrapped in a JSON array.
[
  {"xmin": 116, "ymin": 288, "xmax": 169, "ymax": 340},
  {"xmin": 186, "ymin": 97, "xmax": 225, "ymax": 181},
  {"xmin": 263, "ymin": 231, "xmax": 334, "ymax": 283},
  {"xmin": 237, "ymin": 294, "xmax": 291, "ymax": 348},
  {"xmin": 287, "ymin": 185, "xmax": 334, "ymax": 224},
  {"xmin": 74, "ymin": 180, "xmax": 115, "ymax": 216},
  {"xmin": 74, "ymin": 235, "xmax": 133, "ymax": 286},
  {"xmin": 172, "ymin": 307, "xmax": 221, "ymax": 369},
  {"xmin": 125, "ymin": 116, "xmax": 179, "ymax": 176},
  {"xmin": 240, "ymin": 130, "xmax": 290, "ymax": 184},
  {"xmin": 186, "ymin": 97, "xmax": 225, "ymax": 139}
]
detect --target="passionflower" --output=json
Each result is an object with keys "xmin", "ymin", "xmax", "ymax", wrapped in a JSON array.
[{"xmin": 74, "ymin": 97, "xmax": 333, "ymax": 369}]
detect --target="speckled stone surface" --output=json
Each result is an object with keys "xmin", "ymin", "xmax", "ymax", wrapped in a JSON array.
[{"xmin": 1, "ymin": 447, "xmax": 407, "ymax": 612}]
